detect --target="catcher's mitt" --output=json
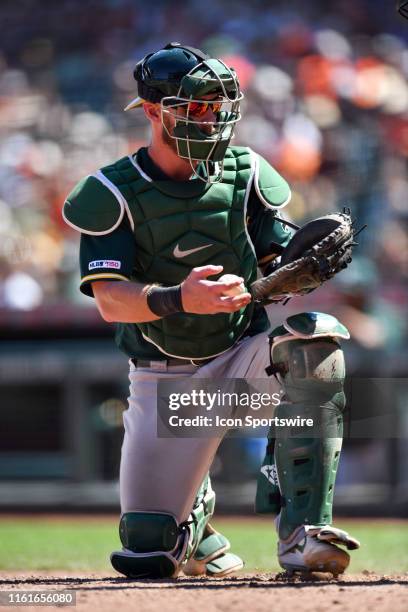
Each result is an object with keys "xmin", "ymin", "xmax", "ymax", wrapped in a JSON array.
[{"xmin": 250, "ymin": 208, "xmax": 364, "ymax": 305}]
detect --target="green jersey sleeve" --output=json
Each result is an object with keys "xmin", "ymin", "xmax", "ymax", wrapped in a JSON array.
[{"xmin": 79, "ymin": 218, "xmax": 136, "ymax": 297}]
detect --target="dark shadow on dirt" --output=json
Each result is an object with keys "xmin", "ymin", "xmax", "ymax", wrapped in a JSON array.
[{"xmin": 0, "ymin": 574, "xmax": 407, "ymax": 591}]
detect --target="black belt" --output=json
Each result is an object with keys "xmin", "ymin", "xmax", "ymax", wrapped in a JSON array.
[{"xmin": 131, "ymin": 356, "xmax": 214, "ymax": 368}]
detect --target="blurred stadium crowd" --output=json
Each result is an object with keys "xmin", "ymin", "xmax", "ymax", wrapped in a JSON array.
[{"xmin": 0, "ymin": 0, "xmax": 407, "ymax": 353}]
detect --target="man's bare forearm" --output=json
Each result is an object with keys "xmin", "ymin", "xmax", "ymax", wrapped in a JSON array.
[
  {"xmin": 92, "ymin": 280, "xmax": 160, "ymax": 323},
  {"xmin": 91, "ymin": 266, "xmax": 252, "ymax": 324}
]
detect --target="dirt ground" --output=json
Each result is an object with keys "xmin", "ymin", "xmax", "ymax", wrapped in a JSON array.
[{"xmin": 1, "ymin": 571, "xmax": 407, "ymax": 612}]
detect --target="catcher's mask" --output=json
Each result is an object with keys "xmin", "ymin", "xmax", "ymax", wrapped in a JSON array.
[{"xmin": 125, "ymin": 42, "xmax": 243, "ymax": 183}]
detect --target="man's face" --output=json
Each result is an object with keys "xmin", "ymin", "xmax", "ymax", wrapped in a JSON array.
[{"xmin": 160, "ymin": 96, "xmax": 222, "ymax": 153}]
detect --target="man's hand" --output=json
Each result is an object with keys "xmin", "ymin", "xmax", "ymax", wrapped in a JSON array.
[{"xmin": 181, "ymin": 265, "xmax": 252, "ymax": 314}]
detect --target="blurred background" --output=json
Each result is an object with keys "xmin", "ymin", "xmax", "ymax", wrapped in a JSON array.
[{"xmin": 0, "ymin": 0, "xmax": 407, "ymax": 515}]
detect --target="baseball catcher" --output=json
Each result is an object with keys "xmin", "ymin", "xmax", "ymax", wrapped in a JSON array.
[{"xmin": 63, "ymin": 41, "xmax": 360, "ymax": 579}]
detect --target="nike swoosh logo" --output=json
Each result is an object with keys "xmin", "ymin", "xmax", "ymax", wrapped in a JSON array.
[
  {"xmin": 173, "ymin": 243, "xmax": 213, "ymax": 258},
  {"xmin": 294, "ymin": 538, "xmax": 307, "ymax": 553}
]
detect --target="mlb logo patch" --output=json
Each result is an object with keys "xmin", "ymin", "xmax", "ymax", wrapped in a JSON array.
[{"xmin": 89, "ymin": 260, "xmax": 121, "ymax": 270}]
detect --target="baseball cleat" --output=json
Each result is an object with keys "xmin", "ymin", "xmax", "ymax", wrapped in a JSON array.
[{"xmin": 278, "ymin": 524, "xmax": 360, "ymax": 577}]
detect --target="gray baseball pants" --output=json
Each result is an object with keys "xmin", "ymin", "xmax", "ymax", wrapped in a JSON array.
[{"xmin": 120, "ymin": 331, "xmax": 280, "ymax": 522}]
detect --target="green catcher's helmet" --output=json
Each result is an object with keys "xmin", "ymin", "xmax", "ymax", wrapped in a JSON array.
[{"xmin": 125, "ymin": 42, "xmax": 243, "ymax": 182}]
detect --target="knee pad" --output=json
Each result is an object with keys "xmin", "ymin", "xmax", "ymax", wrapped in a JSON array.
[
  {"xmin": 266, "ymin": 312, "xmax": 349, "ymax": 538},
  {"xmin": 269, "ymin": 312, "xmax": 348, "ymax": 410},
  {"xmin": 111, "ymin": 475, "xmax": 216, "ymax": 579},
  {"xmin": 111, "ymin": 511, "xmax": 188, "ymax": 578}
]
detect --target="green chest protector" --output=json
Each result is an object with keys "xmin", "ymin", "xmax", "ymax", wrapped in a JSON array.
[{"xmin": 64, "ymin": 146, "xmax": 290, "ymax": 359}]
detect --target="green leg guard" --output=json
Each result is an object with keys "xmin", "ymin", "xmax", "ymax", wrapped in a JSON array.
[
  {"xmin": 184, "ymin": 522, "xmax": 244, "ymax": 577},
  {"xmin": 111, "ymin": 474, "xmax": 243, "ymax": 578},
  {"xmin": 184, "ymin": 474, "xmax": 244, "ymax": 577},
  {"xmin": 111, "ymin": 511, "xmax": 188, "ymax": 578},
  {"xmin": 255, "ymin": 437, "xmax": 281, "ymax": 515},
  {"xmin": 110, "ymin": 475, "xmax": 215, "ymax": 579},
  {"xmin": 272, "ymin": 337, "xmax": 345, "ymax": 540}
]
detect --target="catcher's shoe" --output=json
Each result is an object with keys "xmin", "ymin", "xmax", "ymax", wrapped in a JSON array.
[
  {"xmin": 278, "ymin": 524, "xmax": 360, "ymax": 576},
  {"xmin": 183, "ymin": 523, "xmax": 244, "ymax": 577}
]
